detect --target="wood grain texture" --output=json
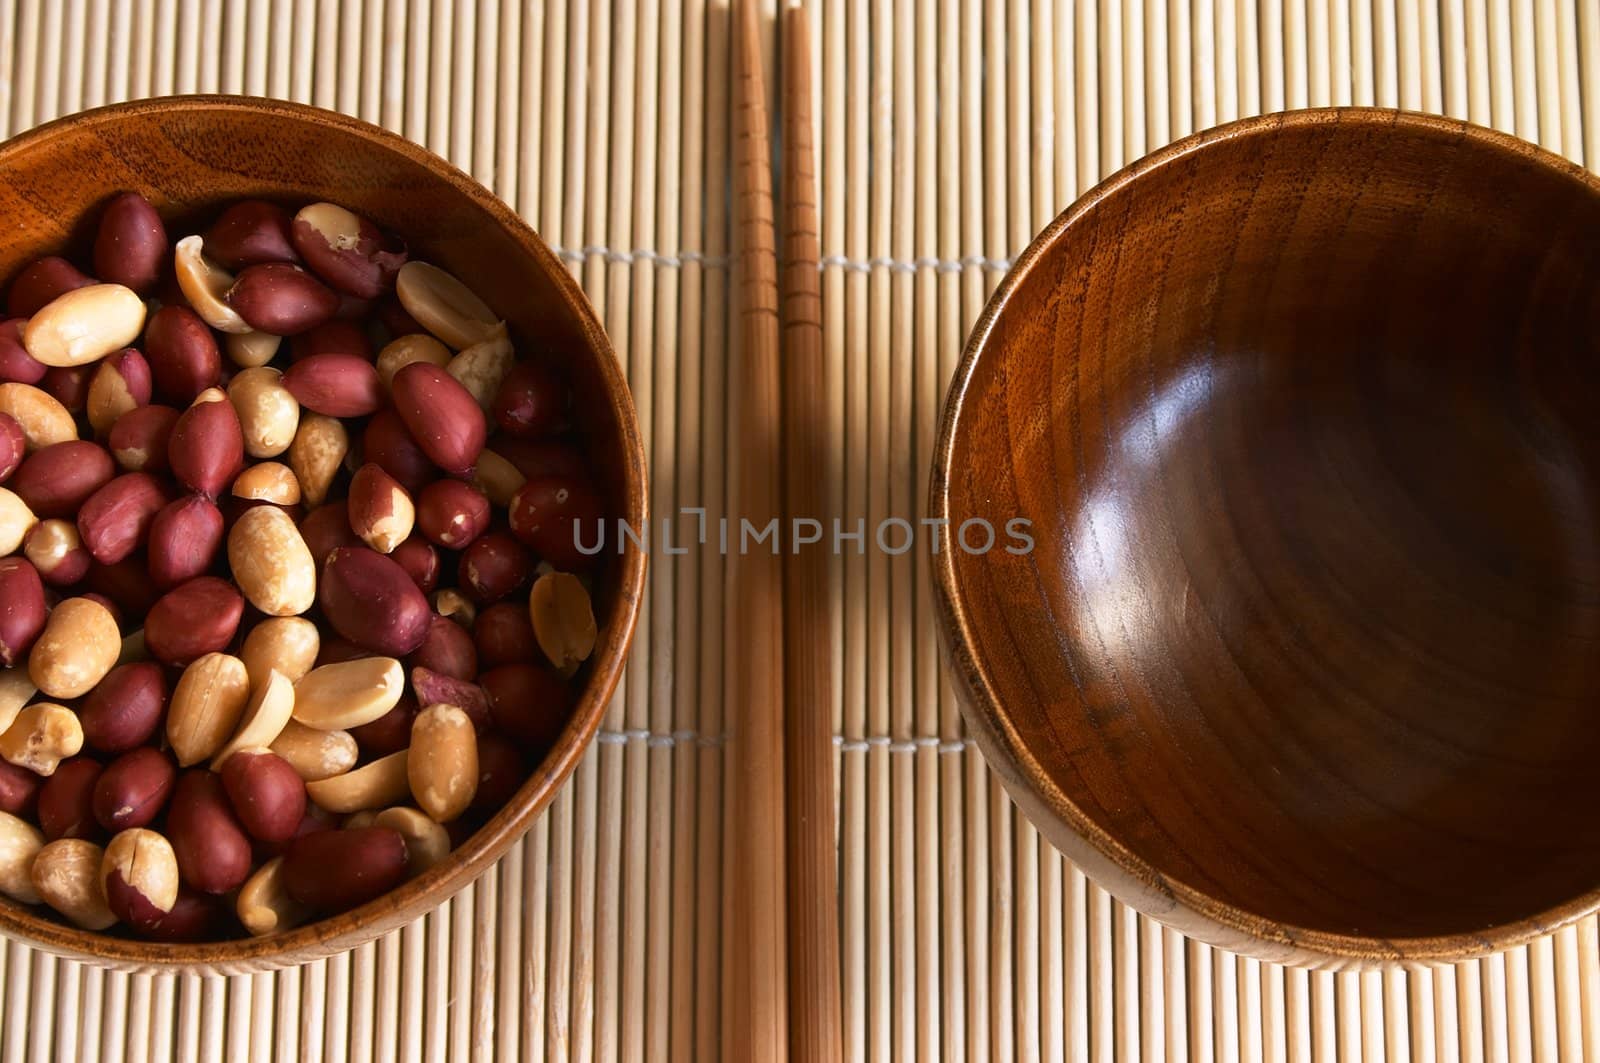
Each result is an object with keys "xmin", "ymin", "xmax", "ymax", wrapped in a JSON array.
[
  {"xmin": 725, "ymin": 0, "xmax": 788, "ymax": 1058},
  {"xmin": 935, "ymin": 106, "xmax": 1600, "ymax": 969},
  {"xmin": 0, "ymin": 95, "xmax": 647, "ymax": 974},
  {"xmin": 779, "ymin": 7, "xmax": 845, "ymax": 1063}
]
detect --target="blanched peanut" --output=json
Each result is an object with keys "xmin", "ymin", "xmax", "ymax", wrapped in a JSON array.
[
  {"xmin": 471, "ymin": 449, "xmax": 527, "ymax": 508},
  {"xmin": 0, "ymin": 486, "xmax": 36, "ymax": 556},
  {"xmin": 212, "ymin": 668, "xmax": 296, "ymax": 769},
  {"xmin": 268, "ymin": 720, "xmax": 358, "ymax": 782},
  {"xmin": 304, "ymin": 750, "xmax": 409, "ymax": 814},
  {"xmin": 236, "ymin": 856, "xmax": 310, "ymax": 936},
  {"xmin": 292, "ymin": 657, "xmax": 404, "ymax": 731},
  {"xmin": 239, "ymin": 617, "xmax": 320, "ymax": 688},
  {"xmin": 446, "ymin": 328, "xmax": 514, "ymax": 411},
  {"xmin": 0, "ymin": 810, "xmax": 44, "ymax": 903},
  {"xmin": 286, "ymin": 413, "xmax": 348, "ymax": 509},
  {"xmin": 231, "ymin": 462, "xmax": 302, "ymax": 505},
  {"xmin": 224, "ymin": 330, "xmax": 282, "ymax": 370},
  {"xmin": 529, "ymin": 571, "xmax": 597, "ymax": 675},
  {"xmin": 0, "ymin": 704, "xmax": 84, "ymax": 776},
  {"xmin": 174, "ymin": 236, "xmax": 251, "ymax": 334},
  {"xmin": 394, "ymin": 262, "xmax": 499, "ymax": 350},
  {"xmin": 0, "ymin": 671, "xmax": 35, "ymax": 736},
  {"xmin": 407, "ymin": 705, "xmax": 477, "ymax": 823},
  {"xmin": 166, "ymin": 653, "xmax": 251, "ymax": 766},
  {"xmin": 375, "ymin": 333, "xmax": 451, "ymax": 389},
  {"xmin": 228, "ymin": 506, "xmax": 316, "ymax": 617},
  {"xmin": 22, "ymin": 284, "xmax": 147, "ymax": 367},
  {"xmin": 28, "ymin": 596, "xmax": 121, "ymax": 699},
  {"xmin": 30, "ymin": 838, "xmax": 116, "ymax": 929},
  {"xmin": 228, "ymin": 367, "xmax": 300, "ymax": 459},
  {"xmin": 432, "ymin": 588, "xmax": 476, "ymax": 628},
  {"xmin": 0, "ymin": 383, "xmax": 76, "ymax": 452}
]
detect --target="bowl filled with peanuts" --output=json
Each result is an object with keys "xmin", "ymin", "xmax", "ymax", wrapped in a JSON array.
[{"xmin": 0, "ymin": 97, "xmax": 645, "ymax": 970}]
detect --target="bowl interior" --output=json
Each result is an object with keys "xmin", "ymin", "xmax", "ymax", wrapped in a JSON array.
[
  {"xmin": 0, "ymin": 98, "xmax": 643, "ymax": 969},
  {"xmin": 940, "ymin": 110, "xmax": 1600, "ymax": 957}
]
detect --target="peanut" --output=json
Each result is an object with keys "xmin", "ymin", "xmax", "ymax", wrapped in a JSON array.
[
  {"xmin": 166, "ymin": 652, "xmax": 251, "ymax": 766},
  {"xmin": 31, "ymin": 838, "xmax": 116, "ymax": 929},
  {"xmin": 0, "ymin": 383, "xmax": 77, "ymax": 451},
  {"xmin": 304, "ymin": 750, "xmax": 409, "ymax": 814},
  {"xmin": 232, "ymin": 461, "xmax": 302, "ymax": 505},
  {"xmin": 228, "ymin": 505, "xmax": 316, "ymax": 617},
  {"xmin": 347, "ymin": 463, "xmax": 414, "ymax": 554},
  {"xmin": 407, "ymin": 704, "xmax": 477, "ymax": 823},
  {"xmin": 0, "ymin": 811, "xmax": 44, "ymax": 903},
  {"xmin": 227, "ymin": 366, "xmax": 300, "ymax": 458},
  {"xmin": 0, "ymin": 704, "xmax": 84, "ymax": 776},
  {"xmin": 101, "ymin": 827, "xmax": 179, "ymax": 925},
  {"xmin": 281, "ymin": 826, "xmax": 408, "ymax": 913},
  {"xmin": 394, "ymin": 262, "xmax": 499, "ymax": 350},
  {"xmin": 291, "ymin": 657, "xmax": 404, "ymax": 731},
  {"xmin": 28, "ymin": 596, "xmax": 120, "ymax": 699},
  {"xmin": 85, "ymin": 349, "xmax": 153, "ymax": 436},
  {"xmin": 236, "ymin": 856, "xmax": 310, "ymax": 936},
  {"xmin": 211, "ymin": 668, "xmax": 296, "ymax": 769},
  {"xmin": 22, "ymin": 284, "xmax": 147, "ymax": 367},
  {"xmin": 239, "ymin": 617, "xmax": 321, "ymax": 688},
  {"xmin": 268, "ymin": 720, "xmax": 358, "ymax": 782},
  {"xmin": 529, "ymin": 571, "xmax": 598, "ymax": 674},
  {"xmin": 286, "ymin": 413, "xmax": 348, "ymax": 508},
  {"xmin": 173, "ymin": 236, "xmax": 252, "ymax": 334}
]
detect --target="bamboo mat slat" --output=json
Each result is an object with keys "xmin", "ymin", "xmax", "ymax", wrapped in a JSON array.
[{"xmin": 1, "ymin": 2, "xmax": 1598, "ymax": 1060}]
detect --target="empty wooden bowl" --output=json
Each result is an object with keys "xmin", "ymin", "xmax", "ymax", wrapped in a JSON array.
[
  {"xmin": 0, "ymin": 97, "xmax": 645, "ymax": 970},
  {"xmin": 933, "ymin": 109, "xmax": 1600, "ymax": 968}
]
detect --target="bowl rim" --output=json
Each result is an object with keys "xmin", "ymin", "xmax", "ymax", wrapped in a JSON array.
[
  {"xmin": 0, "ymin": 95, "xmax": 648, "ymax": 971},
  {"xmin": 931, "ymin": 106, "xmax": 1600, "ymax": 969}
]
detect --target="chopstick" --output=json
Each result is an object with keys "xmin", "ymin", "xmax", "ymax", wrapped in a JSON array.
[
  {"xmin": 780, "ymin": 6, "xmax": 846, "ymax": 1063},
  {"xmin": 725, "ymin": 0, "xmax": 789, "ymax": 1059}
]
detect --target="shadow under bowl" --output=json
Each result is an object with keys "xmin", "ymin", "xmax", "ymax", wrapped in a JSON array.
[
  {"xmin": 0, "ymin": 97, "xmax": 646, "ymax": 971},
  {"xmin": 934, "ymin": 108, "xmax": 1600, "ymax": 968}
]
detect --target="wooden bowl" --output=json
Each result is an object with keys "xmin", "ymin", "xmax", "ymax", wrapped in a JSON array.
[
  {"xmin": 933, "ymin": 109, "xmax": 1600, "ymax": 968},
  {"xmin": 0, "ymin": 97, "xmax": 646, "ymax": 971}
]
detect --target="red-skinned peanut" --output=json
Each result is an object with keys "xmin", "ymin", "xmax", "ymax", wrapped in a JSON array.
[
  {"xmin": 144, "ymin": 576, "xmax": 244, "ymax": 666},
  {"xmin": 415, "ymin": 480, "xmax": 490, "ymax": 549},
  {"xmin": 108, "ymin": 404, "xmax": 180, "ymax": 474},
  {"xmin": 202, "ymin": 200, "xmax": 299, "ymax": 269},
  {"xmin": 144, "ymin": 305, "xmax": 222, "ymax": 404},
  {"xmin": 167, "ymin": 770, "xmax": 253, "ymax": 894},
  {"xmin": 457, "ymin": 531, "xmax": 534, "ymax": 604},
  {"xmin": 391, "ymin": 363, "xmax": 486, "ymax": 476},
  {"xmin": 79, "ymin": 662, "xmax": 168, "ymax": 753},
  {"xmin": 6, "ymin": 257, "xmax": 95, "ymax": 318},
  {"xmin": 37, "ymin": 758, "xmax": 104, "ymax": 841},
  {"xmin": 92, "ymin": 747, "xmax": 176, "ymax": 832},
  {"xmin": 93, "ymin": 193, "xmax": 168, "ymax": 295},
  {"xmin": 147, "ymin": 494, "xmax": 225, "ymax": 589},
  {"xmin": 282, "ymin": 353, "xmax": 384, "ymax": 418},
  {"xmin": 168, "ymin": 395, "xmax": 245, "ymax": 497},
  {"xmin": 390, "ymin": 534, "xmax": 439, "ymax": 594},
  {"xmin": 76, "ymin": 472, "xmax": 171, "ymax": 565}
]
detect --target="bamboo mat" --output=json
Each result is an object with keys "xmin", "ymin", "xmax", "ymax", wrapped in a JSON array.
[{"xmin": 1, "ymin": 1, "xmax": 1599, "ymax": 1060}]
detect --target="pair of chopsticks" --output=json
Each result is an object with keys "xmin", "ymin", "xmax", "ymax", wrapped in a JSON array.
[{"xmin": 726, "ymin": 2, "xmax": 844, "ymax": 1061}]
